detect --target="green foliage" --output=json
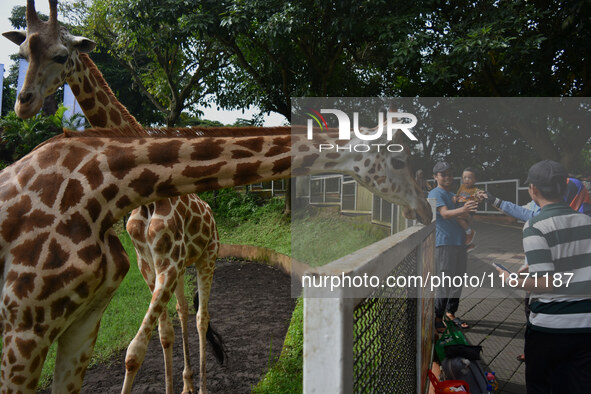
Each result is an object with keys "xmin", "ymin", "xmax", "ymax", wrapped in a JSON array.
[
  {"xmin": 0, "ymin": 106, "xmax": 71, "ymax": 162},
  {"xmin": 201, "ymin": 188, "xmax": 284, "ymax": 221},
  {"xmin": 69, "ymin": 0, "xmax": 228, "ymax": 126}
]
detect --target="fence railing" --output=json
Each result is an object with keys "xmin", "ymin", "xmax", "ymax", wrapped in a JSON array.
[{"xmin": 303, "ymin": 217, "xmax": 436, "ymax": 393}]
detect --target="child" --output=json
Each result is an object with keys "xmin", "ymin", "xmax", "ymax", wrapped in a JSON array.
[{"xmin": 455, "ymin": 167, "xmax": 481, "ymax": 252}]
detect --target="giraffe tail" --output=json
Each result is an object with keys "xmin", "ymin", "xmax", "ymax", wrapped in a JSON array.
[{"xmin": 194, "ymin": 291, "xmax": 227, "ymax": 366}]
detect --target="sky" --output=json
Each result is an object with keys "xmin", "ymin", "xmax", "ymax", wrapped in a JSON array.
[{"xmin": 0, "ymin": 0, "xmax": 286, "ymax": 125}]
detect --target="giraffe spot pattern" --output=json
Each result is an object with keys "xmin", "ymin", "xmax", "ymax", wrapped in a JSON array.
[
  {"xmin": 109, "ymin": 108, "xmax": 122, "ymax": 125},
  {"xmin": 30, "ymin": 173, "xmax": 64, "ymax": 207},
  {"xmin": 156, "ymin": 177, "xmax": 179, "ymax": 198},
  {"xmin": 5, "ymin": 271, "xmax": 36, "ymax": 299},
  {"xmin": 116, "ymin": 195, "xmax": 132, "ymax": 210},
  {"xmin": 50, "ymin": 295, "xmax": 79, "ymax": 320},
  {"xmin": 0, "ymin": 184, "xmax": 19, "ymax": 202},
  {"xmin": 61, "ymin": 146, "xmax": 91, "ymax": 172},
  {"xmin": 234, "ymin": 161, "xmax": 262, "ymax": 185},
  {"xmin": 88, "ymin": 107, "xmax": 108, "ymax": 128},
  {"xmin": 56, "ymin": 212, "xmax": 92, "ymax": 244},
  {"xmin": 231, "ymin": 149, "xmax": 254, "ymax": 159},
  {"xmin": 42, "ymin": 239, "xmax": 70, "ymax": 270},
  {"xmin": 11, "ymin": 232, "xmax": 50, "ymax": 267},
  {"xmin": 105, "ymin": 146, "xmax": 135, "ymax": 179},
  {"xmin": 181, "ymin": 162, "xmax": 226, "ymax": 180},
  {"xmin": 107, "ymin": 234, "xmax": 130, "ymax": 282},
  {"xmin": 83, "ymin": 76, "xmax": 93, "ymax": 94},
  {"xmin": 79, "ymin": 157, "xmax": 104, "ymax": 190},
  {"xmin": 79, "ymin": 97, "xmax": 95, "ymax": 112},
  {"xmin": 129, "ymin": 169, "xmax": 159, "ymax": 197},
  {"xmin": 191, "ymin": 139, "xmax": 225, "ymax": 161},
  {"xmin": 272, "ymin": 157, "xmax": 291, "ymax": 175},
  {"xmin": 97, "ymin": 90, "xmax": 109, "ymax": 106},
  {"xmin": 85, "ymin": 198, "xmax": 102, "ymax": 223},
  {"xmin": 235, "ymin": 137, "xmax": 264, "ymax": 152},
  {"xmin": 149, "ymin": 141, "xmax": 182, "ymax": 168},
  {"xmin": 265, "ymin": 144, "xmax": 290, "ymax": 157},
  {"xmin": 38, "ymin": 266, "xmax": 83, "ymax": 302},
  {"xmin": 22, "ymin": 209, "xmax": 54, "ymax": 233},
  {"xmin": 101, "ymin": 184, "xmax": 119, "ymax": 201},
  {"xmin": 60, "ymin": 179, "xmax": 84, "ymax": 213},
  {"xmin": 16, "ymin": 165, "xmax": 36, "ymax": 188},
  {"xmin": 18, "ymin": 307, "xmax": 34, "ymax": 331},
  {"xmin": 77, "ymin": 244, "xmax": 102, "ymax": 264},
  {"xmin": 1, "ymin": 196, "xmax": 33, "ymax": 242}
]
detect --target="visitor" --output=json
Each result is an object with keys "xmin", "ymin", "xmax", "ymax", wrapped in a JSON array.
[
  {"xmin": 429, "ymin": 161, "xmax": 479, "ymax": 332},
  {"xmin": 493, "ymin": 160, "xmax": 591, "ymax": 393}
]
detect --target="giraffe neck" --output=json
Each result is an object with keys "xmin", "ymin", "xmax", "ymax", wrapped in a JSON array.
[
  {"xmin": 65, "ymin": 53, "xmax": 144, "ymax": 133},
  {"xmin": 45, "ymin": 127, "xmax": 429, "ymax": 229}
]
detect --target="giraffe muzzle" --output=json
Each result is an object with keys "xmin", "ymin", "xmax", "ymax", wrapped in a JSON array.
[
  {"xmin": 15, "ymin": 90, "xmax": 43, "ymax": 119},
  {"xmin": 18, "ymin": 91, "xmax": 34, "ymax": 105}
]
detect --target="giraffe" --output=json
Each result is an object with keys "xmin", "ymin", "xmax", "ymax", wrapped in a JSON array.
[
  {"xmin": 0, "ymin": 119, "xmax": 431, "ymax": 393},
  {"xmin": 3, "ymin": 1, "xmax": 223, "ymax": 392}
]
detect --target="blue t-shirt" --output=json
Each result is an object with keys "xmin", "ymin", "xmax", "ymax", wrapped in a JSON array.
[{"xmin": 428, "ymin": 186, "xmax": 465, "ymax": 247}]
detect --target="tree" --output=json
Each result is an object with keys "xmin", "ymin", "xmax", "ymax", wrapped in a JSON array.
[
  {"xmin": 70, "ymin": 0, "xmax": 228, "ymax": 127},
  {"xmin": 199, "ymin": 0, "xmax": 399, "ymax": 121},
  {"xmin": 381, "ymin": 0, "xmax": 591, "ymax": 173}
]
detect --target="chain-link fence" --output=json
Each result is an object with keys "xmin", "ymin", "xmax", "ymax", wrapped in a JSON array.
[
  {"xmin": 303, "ymin": 223, "xmax": 435, "ymax": 394},
  {"xmin": 353, "ymin": 249, "xmax": 418, "ymax": 393}
]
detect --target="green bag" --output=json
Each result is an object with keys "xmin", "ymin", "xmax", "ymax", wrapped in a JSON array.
[{"xmin": 435, "ymin": 317, "xmax": 469, "ymax": 361}]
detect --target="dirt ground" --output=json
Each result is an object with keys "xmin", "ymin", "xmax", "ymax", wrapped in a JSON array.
[{"xmin": 41, "ymin": 258, "xmax": 298, "ymax": 393}]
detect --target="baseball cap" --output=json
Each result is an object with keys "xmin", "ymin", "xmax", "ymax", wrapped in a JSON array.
[
  {"xmin": 526, "ymin": 160, "xmax": 568, "ymax": 191},
  {"xmin": 433, "ymin": 161, "xmax": 451, "ymax": 174}
]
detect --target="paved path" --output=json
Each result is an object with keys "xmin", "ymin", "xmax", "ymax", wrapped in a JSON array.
[{"xmin": 455, "ymin": 219, "xmax": 528, "ymax": 393}]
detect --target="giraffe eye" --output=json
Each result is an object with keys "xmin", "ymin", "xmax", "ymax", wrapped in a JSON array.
[{"xmin": 53, "ymin": 55, "xmax": 68, "ymax": 64}]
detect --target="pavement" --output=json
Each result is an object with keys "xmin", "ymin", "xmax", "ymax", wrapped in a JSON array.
[{"xmin": 449, "ymin": 219, "xmax": 528, "ymax": 393}]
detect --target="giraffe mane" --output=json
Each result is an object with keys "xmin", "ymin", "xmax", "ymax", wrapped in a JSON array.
[{"xmin": 60, "ymin": 125, "xmax": 312, "ymax": 139}]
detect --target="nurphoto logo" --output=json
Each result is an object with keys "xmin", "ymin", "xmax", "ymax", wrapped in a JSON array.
[{"xmin": 305, "ymin": 109, "xmax": 418, "ymax": 153}]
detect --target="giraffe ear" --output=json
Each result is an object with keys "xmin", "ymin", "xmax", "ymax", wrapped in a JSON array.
[
  {"xmin": 3, "ymin": 31, "xmax": 27, "ymax": 46},
  {"xmin": 72, "ymin": 36, "xmax": 96, "ymax": 53}
]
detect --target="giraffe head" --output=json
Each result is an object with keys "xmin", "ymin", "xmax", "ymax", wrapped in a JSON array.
[{"xmin": 2, "ymin": 0, "xmax": 96, "ymax": 118}]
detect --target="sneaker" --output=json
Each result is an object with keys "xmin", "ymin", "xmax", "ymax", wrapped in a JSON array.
[
  {"xmin": 465, "ymin": 230, "xmax": 476, "ymax": 245},
  {"xmin": 467, "ymin": 244, "xmax": 477, "ymax": 253}
]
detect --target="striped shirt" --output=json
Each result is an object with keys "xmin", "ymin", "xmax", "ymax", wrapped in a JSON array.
[{"xmin": 523, "ymin": 203, "xmax": 591, "ymax": 333}]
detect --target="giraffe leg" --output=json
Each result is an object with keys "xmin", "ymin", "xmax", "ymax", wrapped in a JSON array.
[
  {"xmin": 121, "ymin": 267, "xmax": 178, "ymax": 394},
  {"xmin": 194, "ymin": 250, "xmax": 216, "ymax": 394},
  {"xmin": 158, "ymin": 304, "xmax": 176, "ymax": 394},
  {"xmin": 175, "ymin": 273, "xmax": 196, "ymax": 394},
  {"xmin": 51, "ymin": 311, "xmax": 104, "ymax": 393}
]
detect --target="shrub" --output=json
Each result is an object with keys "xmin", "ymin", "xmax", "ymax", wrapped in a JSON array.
[{"xmin": 0, "ymin": 105, "xmax": 84, "ymax": 163}]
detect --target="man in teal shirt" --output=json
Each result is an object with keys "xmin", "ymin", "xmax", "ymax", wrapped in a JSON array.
[{"xmin": 428, "ymin": 162, "xmax": 478, "ymax": 332}]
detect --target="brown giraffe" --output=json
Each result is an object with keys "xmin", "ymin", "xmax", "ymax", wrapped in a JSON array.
[
  {"xmin": 3, "ymin": 1, "xmax": 223, "ymax": 393},
  {"xmin": 0, "ymin": 120, "xmax": 431, "ymax": 392}
]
